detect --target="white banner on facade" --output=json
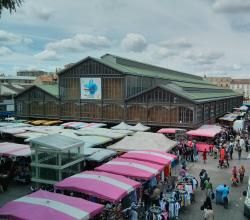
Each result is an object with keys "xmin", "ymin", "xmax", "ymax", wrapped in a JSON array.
[{"xmin": 80, "ymin": 78, "xmax": 102, "ymax": 99}]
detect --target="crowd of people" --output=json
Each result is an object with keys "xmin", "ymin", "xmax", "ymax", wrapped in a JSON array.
[{"xmin": 174, "ymin": 119, "xmax": 249, "ymax": 220}]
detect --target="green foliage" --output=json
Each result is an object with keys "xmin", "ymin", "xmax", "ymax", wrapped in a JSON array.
[{"xmin": 0, "ymin": 0, "xmax": 23, "ymax": 17}]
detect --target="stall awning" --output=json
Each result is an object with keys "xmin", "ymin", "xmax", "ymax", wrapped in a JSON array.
[
  {"xmin": 0, "ymin": 190, "xmax": 103, "ymax": 220},
  {"xmin": 76, "ymin": 128, "xmax": 128, "ymax": 139},
  {"xmin": 219, "ymin": 113, "xmax": 238, "ymax": 122},
  {"xmin": 157, "ymin": 128, "xmax": 186, "ymax": 134},
  {"xmin": 108, "ymin": 132, "xmax": 177, "ymax": 152},
  {"xmin": 111, "ymin": 122, "xmax": 134, "ymax": 130},
  {"xmin": 55, "ymin": 171, "xmax": 141, "ymax": 203},
  {"xmin": 29, "ymin": 134, "xmax": 84, "ymax": 151},
  {"xmin": 120, "ymin": 150, "xmax": 177, "ymax": 166},
  {"xmin": 0, "ymin": 142, "xmax": 31, "ymax": 157},
  {"xmin": 186, "ymin": 125, "xmax": 221, "ymax": 138},
  {"xmin": 86, "ymin": 149, "xmax": 117, "ymax": 162},
  {"xmin": 62, "ymin": 122, "xmax": 106, "ymax": 129},
  {"xmin": 95, "ymin": 158, "xmax": 164, "ymax": 180}
]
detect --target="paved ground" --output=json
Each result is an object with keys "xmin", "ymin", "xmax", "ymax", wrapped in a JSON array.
[
  {"xmin": 180, "ymin": 150, "xmax": 250, "ymax": 220},
  {"xmin": 0, "ymin": 151, "xmax": 249, "ymax": 220}
]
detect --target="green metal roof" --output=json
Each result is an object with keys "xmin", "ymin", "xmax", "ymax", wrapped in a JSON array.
[
  {"xmin": 36, "ymin": 84, "xmax": 59, "ymax": 97},
  {"xmin": 98, "ymin": 54, "xmax": 211, "ymax": 85},
  {"xmin": 159, "ymin": 84, "xmax": 240, "ymax": 103}
]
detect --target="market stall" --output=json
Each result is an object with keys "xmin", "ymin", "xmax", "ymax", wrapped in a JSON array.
[
  {"xmin": 157, "ymin": 128, "xmax": 187, "ymax": 140},
  {"xmin": 0, "ymin": 142, "xmax": 31, "ymax": 188},
  {"xmin": 120, "ymin": 150, "xmax": 178, "ymax": 175},
  {"xmin": 218, "ymin": 113, "xmax": 238, "ymax": 127},
  {"xmin": 55, "ymin": 171, "xmax": 141, "ymax": 219},
  {"xmin": 85, "ymin": 149, "xmax": 117, "ymax": 169},
  {"xmin": 95, "ymin": 157, "xmax": 164, "ymax": 181},
  {"xmin": 76, "ymin": 128, "xmax": 130, "ymax": 139},
  {"xmin": 108, "ymin": 132, "xmax": 177, "ymax": 152},
  {"xmin": 55, "ymin": 171, "xmax": 140, "ymax": 203},
  {"xmin": 186, "ymin": 125, "xmax": 222, "ymax": 152},
  {"xmin": 0, "ymin": 190, "xmax": 104, "ymax": 220}
]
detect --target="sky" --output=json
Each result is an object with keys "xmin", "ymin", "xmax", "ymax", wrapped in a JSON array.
[{"xmin": 0, "ymin": 0, "xmax": 250, "ymax": 78}]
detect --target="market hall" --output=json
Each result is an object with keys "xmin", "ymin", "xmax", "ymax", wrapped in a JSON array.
[{"xmin": 15, "ymin": 54, "xmax": 242, "ymax": 128}]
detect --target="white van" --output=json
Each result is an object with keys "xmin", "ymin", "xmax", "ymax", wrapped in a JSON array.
[{"xmin": 243, "ymin": 177, "xmax": 250, "ymax": 217}]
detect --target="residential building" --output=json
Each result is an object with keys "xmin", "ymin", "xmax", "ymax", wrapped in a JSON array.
[
  {"xmin": 34, "ymin": 74, "xmax": 58, "ymax": 85},
  {"xmin": 230, "ymin": 79, "xmax": 250, "ymax": 101},
  {"xmin": 205, "ymin": 76, "xmax": 231, "ymax": 88}
]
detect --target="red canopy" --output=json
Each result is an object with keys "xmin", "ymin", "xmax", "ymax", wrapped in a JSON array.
[{"xmin": 186, "ymin": 125, "xmax": 221, "ymax": 138}]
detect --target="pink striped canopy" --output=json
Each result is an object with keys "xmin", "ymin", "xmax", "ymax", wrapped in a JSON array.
[
  {"xmin": 95, "ymin": 158, "xmax": 164, "ymax": 180},
  {"xmin": 120, "ymin": 150, "xmax": 177, "ymax": 166},
  {"xmin": 55, "ymin": 171, "xmax": 141, "ymax": 203},
  {"xmin": 0, "ymin": 190, "xmax": 103, "ymax": 220},
  {"xmin": 0, "ymin": 142, "xmax": 31, "ymax": 157}
]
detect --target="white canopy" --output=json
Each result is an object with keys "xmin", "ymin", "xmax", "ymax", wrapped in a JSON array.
[
  {"xmin": 86, "ymin": 149, "xmax": 117, "ymax": 162},
  {"xmin": 108, "ymin": 132, "xmax": 177, "ymax": 152},
  {"xmin": 111, "ymin": 122, "xmax": 134, "ymax": 130},
  {"xmin": 130, "ymin": 123, "xmax": 150, "ymax": 132},
  {"xmin": 233, "ymin": 119, "xmax": 245, "ymax": 132},
  {"xmin": 240, "ymin": 105, "xmax": 248, "ymax": 111},
  {"xmin": 76, "ymin": 128, "xmax": 128, "ymax": 139}
]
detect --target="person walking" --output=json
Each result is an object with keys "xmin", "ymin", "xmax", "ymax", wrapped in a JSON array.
[
  {"xmin": 229, "ymin": 139, "xmax": 234, "ymax": 160},
  {"xmin": 239, "ymin": 165, "xmax": 245, "ymax": 183},
  {"xmin": 201, "ymin": 196, "xmax": 214, "ymax": 220},
  {"xmin": 236, "ymin": 140, "xmax": 242, "ymax": 160},
  {"xmin": 203, "ymin": 149, "xmax": 207, "ymax": 164},
  {"xmin": 204, "ymin": 177, "xmax": 213, "ymax": 198}
]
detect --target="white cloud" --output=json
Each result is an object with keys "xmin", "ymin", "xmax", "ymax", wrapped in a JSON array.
[
  {"xmin": 0, "ymin": 30, "xmax": 20, "ymax": 45},
  {"xmin": 151, "ymin": 46, "xmax": 178, "ymax": 59},
  {"xmin": 159, "ymin": 38, "xmax": 192, "ymax": 49},
  {"xmin": 33, "ymin": 7, "xmax": 54, "ymax": 21},
  {"xmin": 34, "ymin": 50, "xmax": 58, "ymax": 61},
  {"xmin": 0, "ymin": 30, "xmax": 33, "ymax": 45},
  {"xmin": 213, "ymin": 0, "xmax": 250, "ymax": 13},
  {"xmin": 46, "ymin": 34, "xmax": 111, "ymax": 52},
  {"xmin": 0, "ymin": 47, "xmax": 13, "ymax": 56},
  {"xmin": 121, "ymin": 33, "xmax": 147, "ymax": 52},
  {"xmin": 23, "ymin": 38, "xmax": 33, "ymax": 44},
  {"xmin": 184, "ymin": 49, "xmax": 224, "ymax": 65}
]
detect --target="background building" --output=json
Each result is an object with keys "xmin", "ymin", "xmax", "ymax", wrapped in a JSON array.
[
  {"xmin": 17, "ymin": 70, "xmax": 48, "ymax": 77},
  {"xmin": 230, "ymin": 79, "xmax": 250, "ymax": 101},
  {"xmin": 0, "ymin": 76, "xmax": 36, "ymax": 85},
  {"xmin": 205, "ymin": 76, "xmax": 250, "ymax": 101},
  {"xmin": 205, "ymin": 76, "xmax": 231, "ymax": 88},
  {"xmin": 15, "ymin": 54, "xmax": 243, "ymax": 128},
  {"xmin": 0, "ymin": 84, "xmax": 30, "ymax": 118}
]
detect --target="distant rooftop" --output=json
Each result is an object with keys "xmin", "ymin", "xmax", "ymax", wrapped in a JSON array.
[{"xmin": 0, "ymin": 76, "xmax": 36, "ymax": 80}]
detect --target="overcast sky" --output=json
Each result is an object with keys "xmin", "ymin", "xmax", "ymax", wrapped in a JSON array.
[{"xmin": 0, "ymin": 0, "xmax": 250, "ymax": 78}]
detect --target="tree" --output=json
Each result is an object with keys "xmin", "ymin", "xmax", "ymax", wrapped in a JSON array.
[{"xmin": 0, "ymin": 0, "xmax": 23, "ymax": 17}]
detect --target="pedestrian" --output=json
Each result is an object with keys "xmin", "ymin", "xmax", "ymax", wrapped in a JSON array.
[
  {"xmin": 236, "ymin": 140, "xmax": 242, "ymax": 160},
  {"xmin": 203, "ymin": 149, "xmax": 207, "ymax": 164},
  {"xmin": 201, "ymin": 196, "xmax": 214, "ymax": 220},
  {"xmin": 232, "ymin": 166, "xmax": 238, "ymax": 178},
  {"xmin": 193, "ymin": 140, "xmax": 198, "ymax": 162},
  {"xmin": 239, "ymin": 165, "xmax": 245, "ymax": 183},
  {"xmin": 204, "ymin": 177, "xmax": 213, "ymax": 198},
  {"xmin": 224, "ymin": 150, "xmax": 229, "ymax": 167},
  {"xmin": 229, "ymin": 139, "xmax": 234, "ymax": 160}
]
